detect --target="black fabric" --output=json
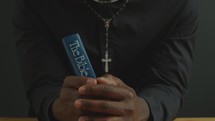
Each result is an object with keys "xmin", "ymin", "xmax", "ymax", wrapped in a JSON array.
[{"xmin": 12, "ymin": 0, "xmax": 198, "ymax": 120}]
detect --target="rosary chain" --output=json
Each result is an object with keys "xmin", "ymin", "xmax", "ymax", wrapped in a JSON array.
[
  {"xmin": 84, "ymin": 0, "xmax": 128, "ymax": 50},
  {"xmin": 84, "ymin": 0, "xmax": 128, "ymax": 22},
  {"xmin": 84, "ymin": 0, "xmax": 128, "ymax": 72}
]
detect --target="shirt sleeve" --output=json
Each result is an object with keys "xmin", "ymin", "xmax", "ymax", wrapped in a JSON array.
[
  {"xmin": 12, "ymin": 0, "xmax": 68, "ymax": 120},
  {"xmin": 138, "ymin": 1, "xmax": 199, "ymax": 121}
]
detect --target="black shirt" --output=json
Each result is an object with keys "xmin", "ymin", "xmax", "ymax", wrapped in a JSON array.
[{"xmin": 12, "ymin": 0, "xmax": 198, "ymax": 120}]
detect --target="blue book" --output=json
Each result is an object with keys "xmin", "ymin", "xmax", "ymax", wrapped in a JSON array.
[{"xmin": 62, "ymin": 33, "xmax": 96, "ymax": 78}]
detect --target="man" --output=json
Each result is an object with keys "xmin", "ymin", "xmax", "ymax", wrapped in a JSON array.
[{"xmin": 12, "ymin": 0, "xmax": 198, "ymax": 120}]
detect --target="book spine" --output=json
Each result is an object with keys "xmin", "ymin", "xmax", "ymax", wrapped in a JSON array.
[{"xmin": 62, "ymin": 33, "xmax": 96, "ymax": 78}]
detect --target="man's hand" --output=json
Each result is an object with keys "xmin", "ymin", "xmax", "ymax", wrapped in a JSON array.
[
  {"xmin": 74, "ymin": 74, "xmax": 150, "ymax": 121},
  {"xmin": 52, "ymin": 76, "xmax": 97, "ymax": 121}
]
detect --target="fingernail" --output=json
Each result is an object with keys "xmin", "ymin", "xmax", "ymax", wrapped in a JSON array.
[
  {"xmin": 79, "ymin": 86, "xmax": 86, "ymax": 94},
  {"xmin": 87, "ymin": 78, "xmax": 97, "ymax": 85},
  {"xmin": 74, "ymin": 100, "xmax": 82, "ymax": 108},
  {"xmin": 79, "ymin": 116, "xmax": 88, "ymax": 121}
]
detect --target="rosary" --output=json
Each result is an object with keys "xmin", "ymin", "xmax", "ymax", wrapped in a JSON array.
[{"xmin": 84, "ymin": 0, "xmax": 128, "ymax": 73}]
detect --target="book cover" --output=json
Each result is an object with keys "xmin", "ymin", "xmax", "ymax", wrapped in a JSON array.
[{"xmin": 62, "ymin": 33, "xmax": 96, "ymax": 78}]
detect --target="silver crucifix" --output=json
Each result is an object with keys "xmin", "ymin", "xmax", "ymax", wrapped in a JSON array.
[{"xmin": 102, "ymin": 50, "xmax": 112, "ymax": 73}]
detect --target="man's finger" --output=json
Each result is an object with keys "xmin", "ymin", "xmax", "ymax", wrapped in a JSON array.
[
  {"xmin": 74, "ymin": 99, "xmax": 133, "ymax": 116},
  {"xmin": 78, "ymin": 116, "xmax": 124, "ymax": 121},
  {"xmin": 97, "ymin": 74, "xmax": 125, "ymax": 87},
  {"xmin": 63, "ymin": 76, "xmax": 97, "ymax": 89},
  {"xmin": 78, "ymin": 84, "xmax": 134, "ymax": 100}
]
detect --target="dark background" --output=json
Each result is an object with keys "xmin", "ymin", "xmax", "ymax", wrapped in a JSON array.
[{"xmin": 0, "ymin": 0, "xmax": 214, "ymax": 118}]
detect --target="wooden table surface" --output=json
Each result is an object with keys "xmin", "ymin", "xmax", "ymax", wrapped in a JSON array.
[
  {"xmin": 174, "ymin": 118, "xmax": 215, "ymax": 121},
  {"xmin": 0, "ymin": 118, "xmax": 37, "ymax": 121},
  {"xmin": 0, "ymin": 117, "xmax": 214, "ymax": 121}
]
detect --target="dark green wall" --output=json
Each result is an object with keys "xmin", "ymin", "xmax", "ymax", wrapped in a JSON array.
[
  {"xmin": 0, "ymin": 0, "xmax": 214, "ymax": 117},
  {"xmin": 178, "ymin": 0, "xmax": 215, "ymax": 117},
  {"xmin": 0, "ymin": 0, "xmax": 28, "ymax": 117},
  {"xmin": 0, "ymin": 0, "xmax": 29, "ymax": 117}
]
